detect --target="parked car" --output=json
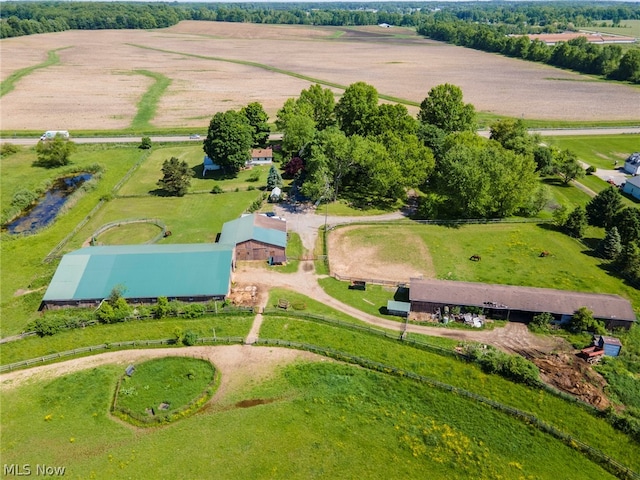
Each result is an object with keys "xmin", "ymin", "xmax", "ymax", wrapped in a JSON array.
[{"xmin": 189, "ymin": 133, "xmax": 201, "ymax": 139}]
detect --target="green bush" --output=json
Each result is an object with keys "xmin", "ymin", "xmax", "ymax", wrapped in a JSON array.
[
  {"xmin": 182, "ymin": 330, "xmax": 198, "ymax": 346},
  {"xmin": 139, "ymin": 136, "xmax": 152, "ymax": 149},
  {"xmin": 183, "ymin": 304, "xmax": 205, "ymax": 319},
  {"xmin": 11, "ymin": 189, "xmax": 38, "ymax": 210},
  {"xmin": 152, "ymin": 297, "xmax": 170, "ymax": 319},
  {"xmin": 464, "ymin": 344, "xmax": 541, "ymax": 387},
  {"xmin": 247, "ymin": 170, "xmax": 260, "ymax": 182},
  {"xmin": 530, "ymin": 312, "xmax": 554, "ymax": 333},
  {"xmin": 210, "ymin": 185, "xmax": 223, "ymax": 194},
  {"xmin": 0, "ymin": 143, "xmax": 20, "ymax": 156}
]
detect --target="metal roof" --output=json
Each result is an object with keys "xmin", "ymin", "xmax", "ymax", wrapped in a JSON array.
[
  {"xmin": 43, "ymin": 244, "xmax": 233, "ymax": 302},
  {"xmin": 409, "ymin": 278, "xmax": 636, "ymax": 323},
  {"xmin": 219, "ymin": 214, "xmax": 286, "ymax": 248},
  {"xmin": 387, "ymin": 300, "xmax": 411, "ymax": 313}
]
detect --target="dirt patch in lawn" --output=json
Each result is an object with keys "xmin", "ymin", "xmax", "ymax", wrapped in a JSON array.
[{"xmin": 328, "ymin": 225, "xmax": 435, "ymax": 282}]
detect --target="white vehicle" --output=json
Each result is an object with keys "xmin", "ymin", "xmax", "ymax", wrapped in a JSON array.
[{"xmin": 40, "ymin": 130, "xmax": 70, "ymax": 141}]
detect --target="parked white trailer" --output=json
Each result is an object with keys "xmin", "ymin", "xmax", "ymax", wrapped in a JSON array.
[{"xmin": 40, "ymin": 130, "xmax": 70, "ymax": 141}]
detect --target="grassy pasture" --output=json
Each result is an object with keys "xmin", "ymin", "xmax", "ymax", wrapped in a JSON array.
[
  {"xmin": 0, "ymin": 358, "xmax": 621, "ymax": 479},
  {"xmin": 326, "ymin": 223, "xmax": 640, "ymax": 311},
  {"xmin": 114, "ymin": 357, "xmax": 215, "ymax": 420},
  {"xmin": 259, "ymin": 316, "xmax": 640, "ymax": 471},
  {"xmin": 96, "ymin": 222, "xmax": 162, "ymax": 245},
  {"xmin": 587, "ymin": 20, "xmax": 640, "ymax": 39}
]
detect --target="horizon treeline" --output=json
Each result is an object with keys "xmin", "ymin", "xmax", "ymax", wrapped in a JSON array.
[{"xmin": 2, "ymin": 1, "xmax": 640, "ymax": 38}]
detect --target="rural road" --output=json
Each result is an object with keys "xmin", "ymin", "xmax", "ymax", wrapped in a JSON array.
[{"xmin": 2, "ymin": 127, "xmax": 639, "ymax": 146}]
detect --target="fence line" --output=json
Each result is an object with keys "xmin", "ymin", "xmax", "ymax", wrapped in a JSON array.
[
  {"xmin": 0, "ymin": 337, "xmax": 245, "ymax": 373},
  {"xmin": 253, "ymin": 338, "xmax": 639, "ymax": 480},
  {"xmin": 89, "ymin": 218, "xmax": 167, "ymax": 245}
]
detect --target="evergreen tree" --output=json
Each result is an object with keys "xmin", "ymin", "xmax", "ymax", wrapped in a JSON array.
[
  {"xmin": 597, "ymin": 226, "xmax": 622, "ymax": 260},
  {"xmin": 157, "ymin": 157, "xmax": 193, "ymax": 196},
  {"xmin": 615, "ymin": 207, "xmax": 640, "ymax": 245},
  {"xmin": 564, "ymin": 206, "xmax": 587, "ymax": 238},
  {"xmin": 586, "ymin": 186, "xmax": 623, "ymax": 228},
  {"xmin": 266, "ymin": 165, "xmax": 283, "ymax": 190}
]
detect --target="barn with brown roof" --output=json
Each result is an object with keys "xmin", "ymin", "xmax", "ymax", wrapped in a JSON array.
[{"xmin": 409, "ymin": 278, "xmax": 636, "ymax": 330}]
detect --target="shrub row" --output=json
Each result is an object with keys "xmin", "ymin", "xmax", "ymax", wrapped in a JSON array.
[{"xmin": 27, "ymin": 298, "xmax": 252, "ymax": 337}]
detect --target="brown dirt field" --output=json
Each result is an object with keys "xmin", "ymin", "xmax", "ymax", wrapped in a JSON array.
[
  {"xmin": 328, "ymin": 225, "xmax": 434, "ymax": 282},
  {"xmin": 1, "ymin": 22, "xmax": 638, "ymax": 131}
]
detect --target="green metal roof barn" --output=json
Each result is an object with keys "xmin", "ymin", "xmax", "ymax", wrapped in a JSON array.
[{"xmin": 41, "ymin": 244, "xmax": 234, "ymax": 309}]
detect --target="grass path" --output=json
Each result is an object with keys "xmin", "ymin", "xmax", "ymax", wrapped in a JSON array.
[
  {"xmin": 0, "ymin": 47, "xmax": 69, "ymax": 97},
  {"xmin": 130, "ymin": 70, "xmax": 172, "ymax": 130}
]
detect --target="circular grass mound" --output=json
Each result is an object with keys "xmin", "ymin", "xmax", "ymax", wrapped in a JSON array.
[
  {"xmin": 112, "ymin": 357, "xmax": 218, "ymax": 427},
  {"xmin": 91, "ymin": 218, "xmax": 166, "ymax": 246}
]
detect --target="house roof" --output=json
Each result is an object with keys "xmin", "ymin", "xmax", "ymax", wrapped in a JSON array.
[
  {"xmin": 43, "ymin": 244, "xmax": 233, "ymax": 302},
  {"xmin": 624, "ymin": 176, "xmax": 640, "ymax": 188},
  {"xmin": 625, "ymin": 152, "xmax": 640, "ymax": 166},
  {"xmin": 251, "ymin": 148, "xmax": 273, "ymax": 158},
  {"xmin": 219, "ymin": 214, "xmax": 286, "ymax": 248},
  {"xmin": 409, "ymin": 278, "xmax": 636, "ymax": 323}
]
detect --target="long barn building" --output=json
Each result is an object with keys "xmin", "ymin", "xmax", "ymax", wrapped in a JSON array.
[{"xmin": 409, "ymin": 278, "xmax": 636, "ymax": 330}]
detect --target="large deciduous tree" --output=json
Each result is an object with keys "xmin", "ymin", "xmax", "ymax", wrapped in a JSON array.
[
  {"xmin": 241, "ymin": 102, "xmax": 270, "ymax": 148},
  {"xmin": 34, "ymin": 136, "xmax": 76, "ymax": 168},
  {"xmin": 553, "ymin": 148, "xmax": 584, "ymax": 185},
  {"xmin": 335, "ymin": 81, "xmax": 379, "ymax": 137},
  {"xmin": 586, "ymin": 186, "xmax": 622, "ymax": 229},
  {"xmin": 157, "ymin": 156, "xmax": 193, "ymax": 196},
  {"xmin": 298, "ymin": 84, "xmax": 336, "ymax": 130},
  {"xmin": 204, "ymin": 110, "xmax": 253, "ymax": 174},
  {"xmin": 435, "ymin": 139, "xmax": 538, "ymax": 218},
  {"xmin": 418, "ymin": 83, "xmax": 476, "ymax": 134}
]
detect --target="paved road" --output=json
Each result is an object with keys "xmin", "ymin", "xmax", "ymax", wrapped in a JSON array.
[{"xmin": 3, "ymin": 127, "xmax": 639, "ymax": 146}]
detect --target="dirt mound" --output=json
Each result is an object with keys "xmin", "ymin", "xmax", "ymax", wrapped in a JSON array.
[{"xmin": 534, "ymin": 353, "xmax": 610, "ymax": 409}]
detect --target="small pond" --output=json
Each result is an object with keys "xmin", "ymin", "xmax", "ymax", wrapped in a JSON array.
[{"xmin": 4, "ymin": 173, "xmax": 92, "ymax": 235}]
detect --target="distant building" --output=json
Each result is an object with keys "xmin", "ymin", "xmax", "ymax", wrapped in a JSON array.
[
  {"xmin": 202, "ymin": 155, "xmax": 221, "ymax": 176},
  {"xmin": 248, "ymin": 148, "xmax": 273, "ymax": 166},
  {"xmin": 623, "ymin": 152, "xmax": 640, "ymax": 175},
  {"xmin": 519, "ymin": 32, "xmax": 636, "ymax": 46},
  {"xmin": 622, "ymin": 176, "xmax": 640, "ymax": 200}
]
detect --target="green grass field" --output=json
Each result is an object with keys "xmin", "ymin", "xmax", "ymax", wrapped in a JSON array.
[
  {"xmin": 0, "ymin": 357, "xmax": 622, "ymax": 479},
  {"xmin": 326, "ymin": 223, "xmax": 640, "ymax": 311},
  {"xmin": 114, "ymin": 357, "xmax": 215, "ymax": 420},
  {"xmin": 545, "ymin": 134, "xmax": 639, "ymax": 170},
  {"xmin": 96, "ymin": 222, "xmax": 162, "ymax": 245}
]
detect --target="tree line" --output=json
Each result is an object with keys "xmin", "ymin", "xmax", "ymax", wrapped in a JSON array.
[
  {"xmin": 417, "ymin": 13, "xmax": 640, "ymax": 83},
  {"xmin": 3, "ymin": 1, "xmax": 639, "ymax": 39}
]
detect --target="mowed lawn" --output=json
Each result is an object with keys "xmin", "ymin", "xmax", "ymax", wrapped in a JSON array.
[
  {"xmin": 328, "ymin": 223, "xmax": 640, "ymax": 310},
  {"xmin": 545, "ymin": 135, "xmax": 640, "ymax": 170},
  {"xmin": 0, "ymin": 361, "xmax": 619, "ymax": 480},
  {"xmin": 118, "ymin": 144, "xmax": 272, "ymax": 196}
]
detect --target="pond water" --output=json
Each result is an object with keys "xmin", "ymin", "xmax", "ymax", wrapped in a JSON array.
[{"xmin": 4, "ymin": 173, "xmax": 92, "ymax": 235}]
